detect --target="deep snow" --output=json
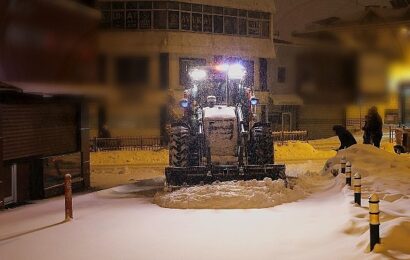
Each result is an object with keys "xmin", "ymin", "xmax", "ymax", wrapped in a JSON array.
[{"xmin": 1, "ymin": 144, "xmax": 409, "ymax": 260}]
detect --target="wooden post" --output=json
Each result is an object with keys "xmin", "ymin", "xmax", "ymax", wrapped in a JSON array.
[
  {"xmin": 64, "ymin": 174, "xmax": 73, "ymax": 220},
  {"xmin": 354, "ymin": 173, "xmax": 361, "ymax": 206},
  {"xmin": 369, "ymin": 194, "xmax": 380, "ymax": 251},
  {"xmin": 346, "ymin": 161, "xmax": 352, "ymax": 186}
]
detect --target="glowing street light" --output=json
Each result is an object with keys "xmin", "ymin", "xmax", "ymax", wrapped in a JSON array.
[
  {"xmin": 227, "ymin": 63, "xmax": 246, "ymax": 80},
  {"xmin": 189, "ymin": 68, "xmax": 207, "ymax": 81}
]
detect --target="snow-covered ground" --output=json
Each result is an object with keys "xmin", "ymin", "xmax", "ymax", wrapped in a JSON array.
[{"xmin": 1, "ymin": 142, "xmax": 409, "ymax": 260}]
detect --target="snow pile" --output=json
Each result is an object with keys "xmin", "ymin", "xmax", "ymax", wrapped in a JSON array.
[
  {"xmin": 154, "ymin": 171, "xmax": 333, "ymax": 209},
  {"xmin": 275, "ymin": 141, "xmax": 336, "ymax": 161},
  {"xmin": 324, "ymin": 144, "xmax": 410, "ymax": 259},
  {"xmin": 91, "ymin": 150, "xmax": 168, "ymax": 166}
]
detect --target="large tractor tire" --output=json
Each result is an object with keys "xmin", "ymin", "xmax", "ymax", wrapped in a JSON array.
[
  {"xmin": 169, "ymin": 125, "xmax": 190, "ymax": 167},
  {"xmin": 249, "ymin": 124, "xmax": 274, "ymax": 165}
]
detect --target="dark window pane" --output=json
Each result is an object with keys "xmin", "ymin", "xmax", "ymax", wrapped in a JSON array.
[
  {"xmin": 238, "ymin": 9, "xmax": 247, "ymax": 17},
  {"xmin": 181, "ymin": 3, "xmax": 191, "ymax": 11},
  {"xmin": 224, "ymin": 16, "xmax": 237, "ymax": 34},
  {"xmin": 160, "ymin": 53, "xmax": 169, "ymax": 90},
  {"xmin": 98, "ymin": 2, "xmax": 111, "ymax": 10},
  {"xmin": 112, "ymin": 11, "xmax": 125, "ymax": 28},
  {"xmin": 248, "ymin": 20, "xmax": 260, "ymax": 36},
  {"xmin": 192, "ymin": 4, "xmax": 202, "ymax": 12},
  {"xmin": 239, "ymin": 18, "xmax": 247, "ymax": 35},
  {"xmin": 112, "ymin": 2, "xmax": 124, "ymax": 9},
  {"xmin": 261, "ymin": 21, "xmax": 270, "ymax": 38},
  {"xmin": 153, "ymin": 1, "xmax": 167, "ymax": 9},
  {"xmin": 179, "ymin": 58, "xmax": 207, "ymax": 88},
  {"xmin": 116, "ymin": 57, "xmax": 149, "ymax": 86},
  {"xmin": 126, "ymin": 10, "xmax": 138, "ymax": 29},
  {"xmin": 168, "ymin": 1, "xmax": 179, "ymax": 10},
  {"xmin": 126, "ymin": 1, "xmax": 138, "ymax": 9},
  {"xmin": 139, "ymin": 1, "xmax": 152, "ymax": 9},
  {"xmin": 181, "ymin": 12, "xmax": 191, "ymax": 30},
  {"xmin": 192, "ymin": 13, "xmax": 202, "ymax": 32},
  {"xmin": 101, "ymin": 11, "xmax": 111, "ymax": 28},
  {"xmin": 213, "ymin": 6, "xmax": 223, "ymax": 14},
  {"xmin": 248, "ymin": 11, "xmax": 260, "ymax": 19},
  {"xmin": 261, "ymin": 12, "xmax": 271, "ymax": 20},
  {"xmin": 243, "ymin": 60, "xmax": 254, "ymax": 87},
  {"xmin": 259, "ymin": 58, "xmax": 267, "ymax": 91},
  {"xmin": 213, "ymin": 15, "xmax": 223, "ymax": 33},
  {"xmin": 97, "ymin": 54, "xmax": 106, "ymax": 83},
  {"xmin": 154, "ymin": 10, "xmax": 167, "ymax": 29},
  {"xmin": 278, "ymin": 67, "xmax": 286, "ymax": 83},
  {"xmin": 168, "ymin": 11, "xmax": 180, "ymax": 29},
  {"xmin": 203, "ymin": 14, "xmax": 212, "ymax": 32},
  {"xmin": 139, "ymin": 11, "xmax": 152, "ymax": 29},
  {"xmin": 203, "ymin": 5, "xmax": 212, "ymax": 13},
  {"xmin": 224, "ymin": 8, "xmax": 237, "ymax": 16}
]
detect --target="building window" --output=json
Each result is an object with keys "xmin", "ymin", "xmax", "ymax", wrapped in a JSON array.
[
  {"xmin": 238, "ymin": 18, "xmax": 247, "ymax": 35},
  {"xmin": 168, "ymin": 11, "xmax": 180, "ymax": 29},
  {"xmin": 179, "ymin": 58, "xmax": 206, "ymax": 88},
  {"xmin": 181, "ymin": 12, "xmax": 191, "ymax": 30},
  {"xmin": 139, "ymin": 11, "xmax": 152, "ymax": 29},
  {"xmin": 192, "ymin": 13, "xmax": 202, "ymax": 32},
  {"xmin": 112, "ymin": 11, "xmax": 125, "ymax": 29},
  {"xmin": 116, "ymin": 57, "xmax": 149, "ymax": 86},
  {"xmin": 213, "ymin": 15, "xmax": 223, "ymax": 33},
  {"xmin": 154, "ymin": 10, "xmax": 167, "ymax": 29},
  {"xmin": 259, "ymin": 58, "xmax": 267, "ymax": 91},
  {"xmin": 278, "ymin": 67, "xmax": 286, "ymax": 83},
  {"xmin": 224, "ymin": 16, "xmax": 237, "ymax": 34},
  {"xmin": 97, "ymin": 54, "xmax": 106, "ymax": 83},
  {"xmin": 98, "ymin": 1, "xmax": 271, "ymax": 38},
  {"xmin": 203, "ymin": 14, "xmax": 212, "ymax": 32},
  {"xmin": 126, "ymin": 10, "xmax": 138, "ymax": 29}
]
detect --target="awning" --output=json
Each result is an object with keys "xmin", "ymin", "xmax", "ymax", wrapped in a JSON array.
[
  {"xmin": 2, "ymin": 81, "xmax": 110, "ymax": 100},
  {"xmin": 271, "ymin": 95, "xmax": 303, "ymax": 106}
]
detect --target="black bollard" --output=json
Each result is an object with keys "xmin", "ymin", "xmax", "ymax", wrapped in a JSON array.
[
  {"xmin": 354, "ymin": 173, "xmax": 361, "ymax": 206},
  {"xmin": 369, "ymin": 194, "xmax": 380, "ymax": 251}
]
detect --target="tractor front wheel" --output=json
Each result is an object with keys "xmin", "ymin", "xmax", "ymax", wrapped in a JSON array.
[
  {"xmin": 169, "ymin": 125, "xmax": 190, "ymax": 167},
  {"xmin": 249, "ymin": 125, "xmax": 274, "ymax": 165}
]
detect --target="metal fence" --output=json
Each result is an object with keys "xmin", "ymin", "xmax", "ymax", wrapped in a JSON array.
[
  {"xmin": 91, "ymin": 130, "xmax": 309, "ymax": 151},
  {"xmin": 272, "ymin": 130, "xmax": 309, "ymax": 144},
  {"xmin": 91, "ymin": 137, "xmax": 164, "ymax": 151}
]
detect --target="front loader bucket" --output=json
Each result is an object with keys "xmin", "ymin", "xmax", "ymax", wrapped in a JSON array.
[{"xmin": 165, "ymin": 164, "xmax": 286, "ymax": 187}]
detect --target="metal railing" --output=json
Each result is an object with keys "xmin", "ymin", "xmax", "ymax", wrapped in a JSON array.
[
  {"xmin": 272, "ymin": 130, "xmax": 309, "ymax": 144},
  {"xmin": 91, "ymin": 130, "xmax": 309, "ymax": 151},
  {"xmin": 91, "ymin": 137, "xmax": 164, "ymax": 151}
]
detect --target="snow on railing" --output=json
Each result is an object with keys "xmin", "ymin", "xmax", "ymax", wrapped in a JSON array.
[
  {"xmin": 272, "ymin": 130, "xmax": 308, "ymax": 144},
  {"xmin": 90, "ymin": 136, "xmax": 165, "ymax": 152}
]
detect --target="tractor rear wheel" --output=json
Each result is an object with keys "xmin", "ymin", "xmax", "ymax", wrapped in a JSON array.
[
  {"xmin": 249, "ymin": 125, "xmax": 274, "ymax": 165},
  {"xmin": 169, "ymin": 125, "xmax": 190, "ymax": 167}
]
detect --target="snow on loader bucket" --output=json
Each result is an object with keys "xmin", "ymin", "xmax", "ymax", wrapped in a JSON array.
[
  {"xmin": 165, "ymin": 164, "xmax": 287, "ymax": 187},
  {"xmin": 164, "ymin": 64, "xmax": 287, "ymax": 188}
]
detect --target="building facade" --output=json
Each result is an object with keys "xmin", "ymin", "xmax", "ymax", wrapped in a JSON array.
[
  {"xmin": 95, "ymin": 0, "xmax": 276, "ymax": 137},
  {"xmin": 0, "ymin": 0, "xmax": 99, "ymax": 208}
]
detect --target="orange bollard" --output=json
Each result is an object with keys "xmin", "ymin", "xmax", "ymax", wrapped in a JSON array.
[{"xmin": 64, "ymin": 174, "xmax": 73, "ymax": 220}]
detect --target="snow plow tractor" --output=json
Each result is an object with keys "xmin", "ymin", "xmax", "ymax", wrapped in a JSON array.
[{"xmin": 165, "ymin": 64, "xmax": 286, "ymax": 187}]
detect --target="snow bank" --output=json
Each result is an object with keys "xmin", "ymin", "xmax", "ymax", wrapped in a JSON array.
[
  {"xmin": 324, "ymin": 144, "xmax": 410, "ymax": 259},
  {"xmin": 154, "ymin": 170, "xmax": 333, "ymax": 209},
  {"xmin": 91, "ymin": 150, "xmax": 168, "ymax": 166},
  {"xmin": 275, "ymin": 141, "xmax": 336, "ymax": 161}
]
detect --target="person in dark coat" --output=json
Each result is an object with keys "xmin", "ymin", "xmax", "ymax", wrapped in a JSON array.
[
  {"xmin": 333, "ymin": 125, "xmax": 357, "ymax": 151},
  {"xmin": 366, "ymin": 106, "xmax": 383, "ymax": 148},
  {"xmin": 362, "ymin": 115, "xmax": 371, "ymax": 144}
]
